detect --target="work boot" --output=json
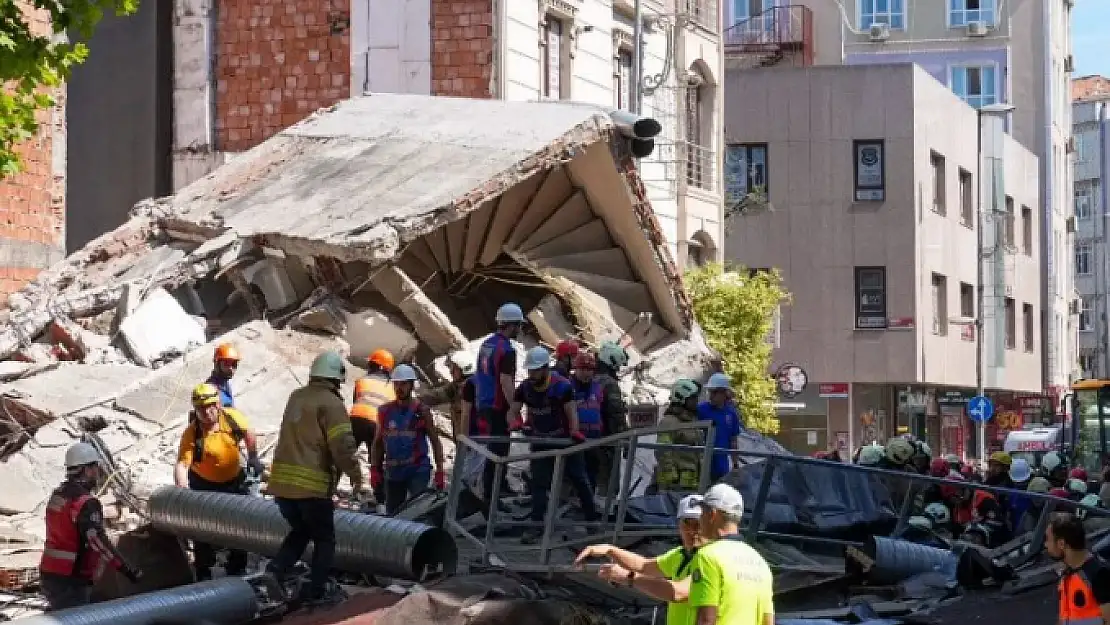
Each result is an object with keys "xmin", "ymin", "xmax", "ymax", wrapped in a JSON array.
[{"xmin": 299, "ymin": 581, "xmax": 348, "ymax": 608}]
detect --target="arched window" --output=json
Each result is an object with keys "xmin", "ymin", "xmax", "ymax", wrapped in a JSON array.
[
  {"xmin": 687, "ymin": 230, "xmax": 718, "ymax": 267},
  {"xmin": 684, "ymin": 62, "xmax": 716, "ymax": 190}
]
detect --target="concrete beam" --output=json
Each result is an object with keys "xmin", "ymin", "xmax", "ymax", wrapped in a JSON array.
[{"xmin": 369, "ymin": 265, "xmax": 466, "ymax": 355}]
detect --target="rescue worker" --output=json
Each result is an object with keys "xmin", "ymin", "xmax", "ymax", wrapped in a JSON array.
[
  {"xmin": 511, "ymin": 346, "xmax": 599, "ymax": 543},
  {"xmin": 40, "ymin": 443, "xmax": 142, "ymax": 610},
  {"xmin": 857, "ymin": 444, "xmax": 885, "ymax": 467},
  {"xmin": 944, "ymin": 453, "xmax": 962, "ymax": 473},
  {"xmin": 553, "ymin": 339, "xmax": 580, "ymax": 378},
  {"xmin": 881, "ymin": 438, "xmax": 915, "ymax": 471},
  {"xmin": 475, "ymin": 303, "xmax": 524, "ymax": 511},
  {"xmin": 697, "ymin": 373, "xmax": 742, "ymax": 483},
  {"xmin": 370, "ymin": 364, "xmax": 447, "ymax": 515},
  {"xmin": 654, "ymin": 378, "xmax": 705, "ymax": 492},
  {"xmin": 267, "ymin": 351, "xmax": 366, "ymax": 606},
  {"xmin": 1068, "ymin": 477, "xmax": 1091, "ymax": 501},
  {"xmin": 1041, "ymin": 450, "xmax": 1069, "ymax": 487},
  {"xmin": 923, "ymin": 502, "xmax": 954, "ymax": 539},
  {"xmin": 422, "ymin": 351, "xmax": 475, "ymax": 442},
  {"xmin": 209, "ymin": 343, "xmax": 241, "ymax": 407},
  {"xmin": 1077, "ymin": 494, "xmax": 1103, "ymax": 521},
  {"xmin": 570, "ymin": 351, "xmax": 605, "ymax": 489},
  {"xmin": 1022, "ymin": 476, "xmax": 1053, "ymax": 534},
  {"xmin": 1008, "ymin": 458, "xmax": 1035, "ymax": 531},
  {"xmin": 907, "ymin": 437, "xmax": 932, "ymax": 474},
  {"xmin": 593, "ymin": 340, "xmax": 630, "ymax": 493},
  {"xmin": 350, "ymin": 350, "xmax": 396, "ymax": 503},
  {"xmin": 174, "ymin": 383, "xmax": 262, "ymax": 581},
  {"xmin": 1046, "ymin": 512, "xmax": 1110, "ymax": 624},
  {"xmin": 984, "ymin": 451, "xmax": 1014, "ymax": 488}
]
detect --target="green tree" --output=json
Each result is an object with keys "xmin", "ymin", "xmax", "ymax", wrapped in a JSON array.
[
  {"xmin": 1, "ymin": 0, "xmax": 138, "ymax": 177},
  {"xmin": 685, "ymin": 262, "xmax": 790, "ymax": 434}
]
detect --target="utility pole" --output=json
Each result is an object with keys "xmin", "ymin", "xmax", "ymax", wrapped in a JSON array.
[
  {"xmin": 632, "ymin": 0, "xmax": 643, "ymax": 115},
  {"xmin": 1101, "ymin": 103, "xmax": 1109, "ymax": 378}
]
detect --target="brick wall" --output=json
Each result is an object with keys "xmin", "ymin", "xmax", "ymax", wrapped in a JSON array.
[
  {"xmin": 215, "ymin": 0, "xmax": 352, "ymax": 152},
  {"xmin": 1074, "ymin": 75, "xmax": 1110, "ymax": 103},
  {"xmin": 0, "ymin": 1, "xmax": 65, "ymax": 300},
  {"xmin": 431, "ymin": 0, "xmax": 494, "ymax": 98}
]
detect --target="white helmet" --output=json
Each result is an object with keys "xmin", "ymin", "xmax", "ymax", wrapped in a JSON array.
[
  {"xmin": 858, "ymin": 444, "xmax": 885, "ymax": 466},
  {"xmin": 448, "ymin": 351, "xmax": 475, "ymax": 375},
  {"xmin": 309, "ymin": 351, "xmax": 347, "ymax": 380},
  {"xmin": 495, "ymin": 303, "xmax": 525, "ymax": 324},
  {"xmin": 597, "ymin": 341, "xmax": 629, "ymax": 370},
  {"xmin": 65, "ymin": 442, "xmax": 101, "ymax": 469},
  {"xmin": 669, "ymin": 379, "xmax": 701, "ymax": 405},
  {"xmin": 1079, "ymin": 494, "xmax": 1102, "ymax": 520},
  {"xmin": 1042, "ymin": 451, "xmax": 1063, "ymax": 472},
  {"xmin": 390, "ymin": 364, "xmax": 418, "ymax": 382},
  {"xmin": 705, "ymin": 372, "xmax": 732, "ymax": 391},
  {"xmin": 923, "ymin": 502, "xmax": 951, "ymax": 525},
  {"xmin": 1067, "ymin": 477, "xmax": 1089, "ymax": 495},
  {"xmin": 885, "ymin": 438, "xmax": 915, "ymax": 465},
  {"xmin": 524, "ymin": 346, "xmax": 551, "ymax": 371},
  {"xmin": 907, "ymin": 516, "xmax": 933, "ymax": 531}
]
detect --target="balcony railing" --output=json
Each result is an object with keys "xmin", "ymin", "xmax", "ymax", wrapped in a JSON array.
[
  {"xmin": 680, "ymin": 0, "xmax": 719, "ymax": 32},
  {"xmin": 723, "ymin": 5, "xmax": 813, "ymax": 66}
]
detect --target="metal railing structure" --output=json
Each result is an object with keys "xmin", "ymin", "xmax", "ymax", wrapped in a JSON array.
[
  {"xmin": 723, "ymin": 5, "xmax": 814, "ymax": 67},
  {"xmin": 444, "ymin": 421, "xmax": 1110, "ymax": 574},
  {"xmin": 679, "ymin": 0, "xmax": 719, "ymax": 32}
]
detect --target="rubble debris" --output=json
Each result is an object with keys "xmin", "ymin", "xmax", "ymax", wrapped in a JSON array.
[
  {"xmin": 368, "ymin": 266, "xmax": 466, "ymax": 354},
  {"xmin": 118, "ymin": 287, "xmax": 207, "ymax": 367}
]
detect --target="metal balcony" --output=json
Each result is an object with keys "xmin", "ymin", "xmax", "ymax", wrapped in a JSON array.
[{"xmin": 723, "ymin": 5, "xmax": 814, "ymax": 67}]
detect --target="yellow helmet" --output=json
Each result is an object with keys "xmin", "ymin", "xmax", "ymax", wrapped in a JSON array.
[
  {"xmin": 989, "ymin": 451, "xmax": 1012, "ymax": 466},
  {"xmin": 191, "ymin": 383, "xmax": 221, "ymax": 407}
]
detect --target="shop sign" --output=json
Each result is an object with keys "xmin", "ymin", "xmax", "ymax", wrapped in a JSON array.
[
  {"xmin": 819, "ymin": 383, "xmax": 850, "ymax": 398},
  {"xmin": 888, "ymin": 317, "xmax": 915, "ymax": 329},
  {"xmin": 853, "ymin": 139, "xmax": 886, "ymax": 201},
  {"xmin": 1018, "ymin": 396, "xmax": 1045, "ymax": 409},
  {"xmin": 937, "ymin": 390, "xmax": 972, "ymax": 406},
  {"xmin": 994, "ymin": 410, "xmax": 1023, "ymax": 430}
]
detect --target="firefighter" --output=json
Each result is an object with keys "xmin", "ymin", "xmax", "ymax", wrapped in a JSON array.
[
  {"xmin": 209, "ymin": 343, "xmax": 241, "ymax": 407},
  {"xmin": 697, "ymin": 373, "xmax": 742, "ymax": 482},
  {"xmin": 40, "ymin": 443, "xmax": 142, "ymax": 610},
  {"xmin": 511, "ymin": 346, "xmax": 599, "ymax": 543},
  {"xmin": 423, "ymin": 351, "xmax": 475, "ymax": 442},
  {"xmin": 570, "ymin": 351, "xmax": 605, "ymax": 490},
  {"xmin": 594, "ymin": 340, "xmax": 630, "ymax": 493},
  {"xmin": 174, "ymin": 383, "xmax": 262, "ymax": 581},
  {"xmin": 554, "ymin": 340, "xmax": 580, "ymax": 378},
  {"xmin": 370, "ymin": 364, "xmax": 448, "ymax": 515},
  {"xmin": 266, "ymin": 351, "xmax": 365, "ymax": 606},
  {"xmin": 475, "ymin": 303, "xmax": 525, "ymax": 511},
  {"xmin": 654, "ymin": 379, "xmax": 705, "ymax": 492},
  {"xmin": 857, "ymin": 444, "xmax": 885, "ymax": 467}
]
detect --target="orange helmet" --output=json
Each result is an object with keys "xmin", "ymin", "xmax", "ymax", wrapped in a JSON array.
[
  {"xmin": 367, "ymin": 349, "xmax": 395, "ymax": 372},
  {"xmin": 555, "ymin": 340, "xmax": 580, "ymax": 359},
  {"xmin": 213, "ymin": 343, "xmax": 241, "ymax": 362}
]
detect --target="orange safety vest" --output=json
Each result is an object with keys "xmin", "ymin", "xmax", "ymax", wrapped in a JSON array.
[
  {"xmin": 1060, "ymin": 564, "xmax": 1106, "ymax": 625},
  {"xmin": 350, "ymin": 375, "xmax": 393, "ymax": 423}
]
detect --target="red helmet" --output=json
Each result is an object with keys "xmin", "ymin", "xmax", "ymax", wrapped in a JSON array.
[
  {"xmin": 1049, "ymin": 487, "xmax": 1070, "ymax": 499},
  {"xmin": 1070, "ymin": 467, "xmax": 1089, "ymax": 481},
  {"xmin": 555, "ymin": 340, "xmax": 580, "ymax": 359},
  {"xmin": 573, "ymin": 351, "xmax": 596, "ymax": 370},
  {"xmin": 929, "ymin": 458, "xmax": 950, "ymax": 477}
]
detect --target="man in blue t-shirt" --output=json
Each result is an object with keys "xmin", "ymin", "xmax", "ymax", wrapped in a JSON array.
[{"xmin": 696, "ymin": 373, "xmax": 743, "ymax": 482}]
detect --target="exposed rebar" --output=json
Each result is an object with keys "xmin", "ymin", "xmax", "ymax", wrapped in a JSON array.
[{"xmin": 147, "ymin": 487, "xmax": 457, "ymax": 580}]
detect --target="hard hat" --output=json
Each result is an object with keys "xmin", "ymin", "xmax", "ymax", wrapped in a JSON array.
[
  {"xmin": 495, "ymin": 303, "xmax": 525, "ymax": 324},
  {"xmin": 191, "ymin": 383, "xmax": 221, "ymax": 407},
  {"xmin": 523, "ymin": 346, "xmax": 552, "ymax": 371},
  {"xmin": 907, "ymin": 516, "xmax": 933, "ymax": 531},
  {"xmin": 597, "ymin": 341, "xmax": 629, "ymax": 370},
  {"xmin": 923, "ymin": 502, "xmax": 951, "ymax": 525},
  {"xmin": 1069, "ymin": 467, "xmax": 1089, "ymax": 481},
  {"xmin": 858, "ymin": 444, "xmax": 885, "ymax": 466},
  {"xmin": 390, "ymin": 364, "xmax": 418, "ymax": 383},
  {"xmin": 669, "ymin": 379, "xmax": 702, "ymax": 405},
  {"xmin": 213, "ymin": 343, "xmax": 241, "ymax": 362},
  {"xmin": 309, "ymin": 351, "xmax": 347, "ymax": 381},
  {"xmin": 1067, "ymin": 478, "xmax": 1089, "ymax": 495},
  {"xmin": 367, "ymin": 349, "xmax": 395, "ymax": 372},
  {"xmin": 929, "ymin": 458, "xmax": 950, "ymax": 477},
  {"xmin": 989, "ymin": 451, "xmax": 1012, "ymax": 466},
  {"xmin": 555, "ymin": 340, "xmax": 580, "ymax": 359},
  {"xmin": 448, "ymin": 351, "xmax": 475, "ymax": 376},
  {"xmin": 1027, "ymin": 476, "xmax": 1052, "ymax": 493},
  {"xmin": 914, "ymin": 440, "xmax": 932, "ymax": 458},
  {"xmin": 1049, "ymin": 487, "xmax": 1071, "ymax": 499},
  {"xmin": 573, "ymin": 352, "xmax": 597, "ymax": 370},
  {"xmin": 1042, "ymin": 451, "xmax": 1063, "ymax": 472},
  {"xmin": 885, "ymin": 438, "xmax": 914, "ymax": 465},
  {"xmin": 65, "ymin": 442, "xmax": 101, "ymax": 469},
  {"xmin": 705, "ymin": 372, "xmax": 732, "ymax": 391},
  {"xmin": 1078, "ymin": 494, "xmax": 1101, "ymax": 520},
  {"xmin": 1009, "ymin": 458, "xmax": 1032, "ymax": 483}
]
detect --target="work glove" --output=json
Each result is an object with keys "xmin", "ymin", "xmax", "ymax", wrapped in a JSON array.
[
  {"xmin": 570, "ymin": 431, "xmax": 586, "ymax": 444},
  {"xmin": 370, "ymin": 467, "xmax": 384, "ymax": 490},
  {"xmin": 246, "ymin": 453, "xmax": 265, "ymax": 477},
  {"xmin": 122, "ymin": 565, "xmax": 143, "ymax": 584},
  {"xmin": 434, "ymin": 470, "xmax": 447, "ymax": 490}
]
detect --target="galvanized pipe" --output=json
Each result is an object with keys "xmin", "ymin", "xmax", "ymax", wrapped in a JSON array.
[
  {"xmin": 863, "ymin": 535, "xmax": 958, "ymax": 584},
  {"xmin": 148, "ymin": 487, "xmax": 457, "ymax": 580},
  {"xmin": 15, "ymin": 577, "xmax": 258, "ymax": 625}
]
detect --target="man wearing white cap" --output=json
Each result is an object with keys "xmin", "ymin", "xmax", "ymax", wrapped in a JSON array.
[
  {"xmin": 690, "ymin": 484, "xmax": 774, "ymax": 625},
  {"xmin": 575, "ymin": 495, "xmax": 705, "ymax": 623}
]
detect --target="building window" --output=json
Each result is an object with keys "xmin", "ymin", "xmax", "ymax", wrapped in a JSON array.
[
  {"xmin": 724, "ymin": 143, "xmax": 768, "ymax": 201},
  {"xmin": 950, "ymin": 0, "xmax": 996, "ymax": 27},
  {"xmin": 1080, "ymin": 296, "xmax": 1093, "ymax": 332},
  {"xmin": 861, "ymin": 0, "xmax": 905, "ymax": 29},
  {"xmin": 959, "ymin": 168, "xmax": 974, "ymax": 226},
  {"xmin": 542, "ymin": 16, "xmax": 566, "ymax": 99},
  {"xmin": 615, "ymin": 48, "xmax": 633, "ymax": 111},
  {"xmin": 931, "ymin": 273, "xmax": 948, "ymax": 335},
  {"xmin": 854, "ymin": 266, "xmax": 887, "ymax": 329},
  {"xmin": 1080, "ymin": 349, "xmax": 1097, "ymax": 377},
  {"xmin": 1004, "ymin": 297, "xmax": 1015, "ymax": 349},
  {"xmin": 1077, "ymin": 242, "xmax": 1093, "ymax": 275},
  {"xmin": 1023, "ymin": 303, "xmax": 1034, "ymax": 352},
  {"xmin": 950, "ymin": 65, "xmax": 998, "ymax": 109},
  {"xmin": 1003, "ymin": 195, "xmax": 1015, "ymax": 249},
  {"xmin": 1021, "ymin": 205, "xmax": 1033, "ymax": 255},
  {"xmin": 685, "ymin": 66, "xmax": 714, "ymax": 191},
  {"xmin": 1076, "ymin": 191, "xmax": 1092, "ymax": 220},
  {"xmin": 931, "ymin": 152, "xmax": 946, "ymax": 215}
]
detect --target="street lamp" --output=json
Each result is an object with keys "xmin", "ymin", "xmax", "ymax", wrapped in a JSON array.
[{"xmin": 976, "ymin": 102, "xmax": 1016, "ymax": 463}]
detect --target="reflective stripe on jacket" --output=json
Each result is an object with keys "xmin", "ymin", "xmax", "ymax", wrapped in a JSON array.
[
  {"xmin": 350, "ymin": 374, "xmax": 394, "ymax": 423},
  {"xmin": 269, "ymin": 379, "xmax": 363, "ymax": 499},
  {"xmin": 40, "ymin": 491, "xmax": 101, "ymax": 580},
  {"xmin": 654, "ymin": 411, "xmax": 705, "ymax": 489},
  {"xmin": 1060, "ymin": 565, "xmax": 1106, "ymax": 625}
]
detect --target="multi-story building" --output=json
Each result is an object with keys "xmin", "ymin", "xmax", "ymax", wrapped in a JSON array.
[
  {"xmin": 1073, "ymin": 76, "xmax": 1110, "ymax": 377},
  {"xmin": 723, "ymin": 0, "xmax": 1076, "ymax": 402},
  {"xmin": 724, "ymin": 64, "xmax": 1043, "ymax": 458}
]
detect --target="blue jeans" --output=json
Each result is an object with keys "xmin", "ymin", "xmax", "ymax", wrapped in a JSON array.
[{"xmin": 385, "ymin": 466, "xmax": 431, "ymax": 514}]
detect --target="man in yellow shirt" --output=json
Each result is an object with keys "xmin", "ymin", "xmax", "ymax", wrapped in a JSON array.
[
  {"xmin": 175, "ymin": 383, "xmax": 263, "ymax": 581},
  {"xmin": 574, "ymin": 495, "xmax": 705, "ymax": 625},
  {"xmin": 689, "ymin": 484, "xmax": 774, "ymax": 625}
]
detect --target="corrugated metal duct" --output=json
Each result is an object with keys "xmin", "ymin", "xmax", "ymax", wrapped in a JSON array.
[
  {"xmin": 14, "ymin": 577, "xmax": 258, "ymax": 625},
  {"xmin": 147, "ymin": 487, "xmax": 457, "ymax": 580}
]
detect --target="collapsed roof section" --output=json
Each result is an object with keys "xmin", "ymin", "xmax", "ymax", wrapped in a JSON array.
[{"xmin": 1, "ymin": 94, "xmax": 696, "ymax": 363}]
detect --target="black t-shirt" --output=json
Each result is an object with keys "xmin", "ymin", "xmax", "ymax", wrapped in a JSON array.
[
  {"xmin": 1079, "ymin": 556, "xmax": 1110, "ymax": 606},
  {"xmin": 498, "ymin": 349, "xmax": 516, "ymax": 378},
  {"xmin": 461, "ymin": 377, "xmax": 475, "ymax": 403}
]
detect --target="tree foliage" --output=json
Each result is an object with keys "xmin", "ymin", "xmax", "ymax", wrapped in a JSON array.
[
  {"xmin": 0, "ymin": 0, "xmax": 138, "ymax": 177},
  {"xmin": 685, "ymin": 262, "xmax": 790, "ymax": 434}
]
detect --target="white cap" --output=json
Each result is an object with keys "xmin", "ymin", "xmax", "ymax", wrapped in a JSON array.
[
  {"xmin": 699, "ymin": 483, "xmax": 744, "ymax": 517},
  {"xmin": 677, "ymin": 495, "xmax": 703, "ymax": 520}
]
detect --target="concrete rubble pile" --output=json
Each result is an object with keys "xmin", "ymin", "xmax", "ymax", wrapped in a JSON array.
[{"xmin": 0, "ymin": 94, "xmax": 721, "ymax": 600}]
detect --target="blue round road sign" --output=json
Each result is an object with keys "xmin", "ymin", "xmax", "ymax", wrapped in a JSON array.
[{"xmin": 967, "ymin": 395, "xmax": 994, "ymax": 423}]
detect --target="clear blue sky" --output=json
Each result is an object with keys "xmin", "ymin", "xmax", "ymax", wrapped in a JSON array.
[{"xmin": 1073, "ymin": 1, "xmax": 1110, "ymax": 77}]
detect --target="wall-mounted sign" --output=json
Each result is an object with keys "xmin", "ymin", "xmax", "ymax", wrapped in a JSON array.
[
  {"xmin": 888, "ymin": 317, "xmax": 915, "ymax": 329},
  {"xmin": 853, "ymin": 139, "xmax": 886, "ymax": 202},
  {"xmin": 819, "ymin": 383, "xmax": 850, "ymax": 398},
  {"xmin": 776, "ymin": 364, "xmax": 808, "ymax": 398},
  {"xmin": 937, "ymin": 390, "xmax": 972, "ymax": 406},
  {"xmin": 854, "ymin": 267, "xmax": 887, "ymax": 329}
]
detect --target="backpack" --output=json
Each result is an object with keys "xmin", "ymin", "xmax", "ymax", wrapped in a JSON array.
[{"xmin": 191, "ymin": 410, "xmax": 246, "ymax": 462}]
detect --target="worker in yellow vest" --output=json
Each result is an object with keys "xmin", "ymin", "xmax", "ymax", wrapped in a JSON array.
[{"xmin": 351, "ymin": 349, "xmax": 395, "ymax": 502}]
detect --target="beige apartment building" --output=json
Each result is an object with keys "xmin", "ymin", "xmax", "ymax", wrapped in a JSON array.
[{"xmin": 724, "ymin": 64, "xmax": 1043, "ymax": 458}]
